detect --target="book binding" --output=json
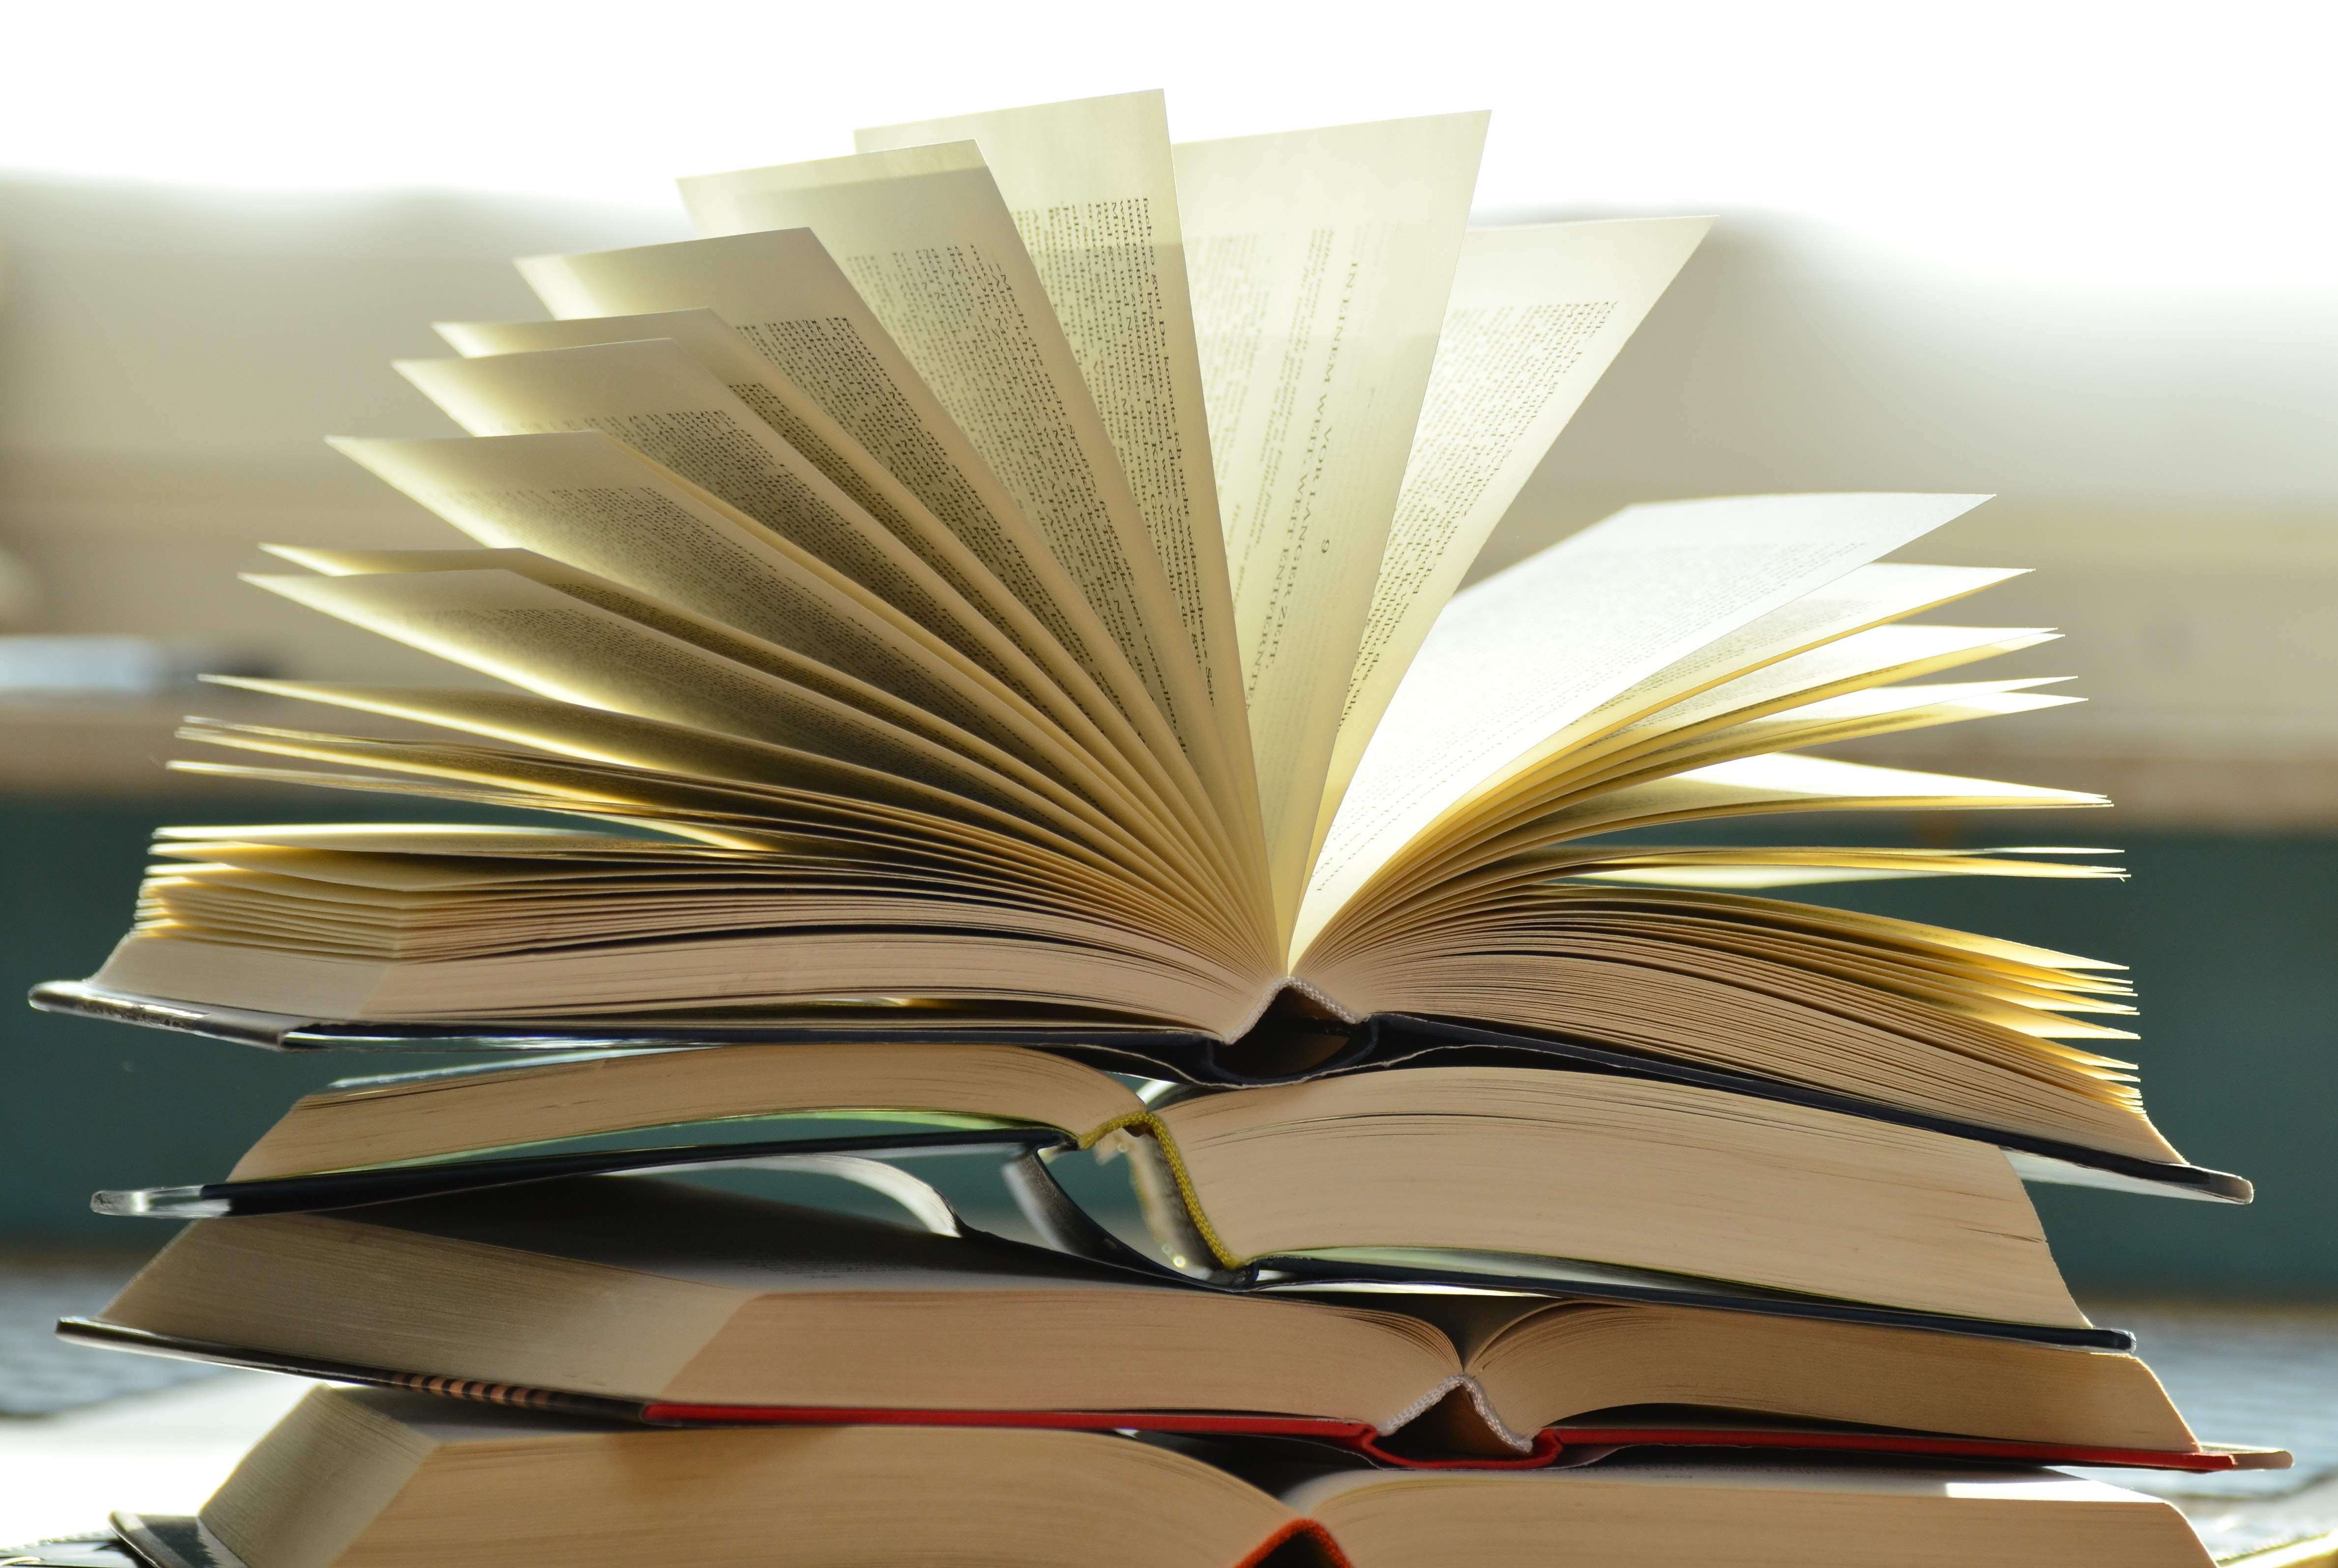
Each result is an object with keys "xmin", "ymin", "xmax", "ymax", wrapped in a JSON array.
[
  {"xmin": 55, "ymin": 1321, "xmax": 2280, "ymax": 1475},
  {"xmin": 84, "ymin": 1136, "xmax": 2142, "ymax": 1352},
  {"xmin": 31, "ymin": 979, "xmax": 2253, "ymax": 1204}
]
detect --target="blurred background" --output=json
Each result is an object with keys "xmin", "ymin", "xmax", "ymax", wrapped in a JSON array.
[{"xmin": 0, "ymin": 0, "xmax": 2333, "ymax": 1533}]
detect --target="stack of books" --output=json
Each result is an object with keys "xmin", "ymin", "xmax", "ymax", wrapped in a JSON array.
[{"xmin": 33, "ymin": 91, "xmax": 2285, "ymax": 1567}]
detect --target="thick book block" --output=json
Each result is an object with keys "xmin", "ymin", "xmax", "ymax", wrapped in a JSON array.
[
  {"xmin": 79, "ymin": 1176, "xmax": 2256, "ymax": 1468},
  {"xmin": 101, "ymin": 1051, "xmax": 2098, "ymax": 1324},
  {"xmin": 179, "ymin": 1387, "xmax": 2218, "ymax": 1568}
]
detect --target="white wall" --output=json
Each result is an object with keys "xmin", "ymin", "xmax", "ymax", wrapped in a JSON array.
[
  {"xmin": 0, "ymin": 175, "xmax": 687, "ymax": 675},
  {"xmin": 2, "ymin": 180, "xmax": 2331, "ymax": 816},
  {"xmin": 1470, "ymin": 214, "xmax": 2338, "ymax": 825}
]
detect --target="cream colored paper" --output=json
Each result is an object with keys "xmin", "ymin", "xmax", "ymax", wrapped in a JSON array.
[
  {"xmin": 1295, "ymin": 493, "xmax": 1992, "ymax": 956},
  {"xmin": 1511, "ymin": 564, "xmax": 2037, "ymax": 772},
  {"xmin": 259, "ymin": 541, "xmax": 1161, "ymax": 839},
  {"xmin": 1532, "ymin": 753, "xmax": 2106, "ymax": 835},
  {"xmin": 855, "ymin": 92, "xmax": 1246, "ymax": 757},
  {"xmin": 677, "ymin": 147, "xmax": 1226, "ymax": 802},
  {"xmin": 1320, "ymin": 216, "xmax": 1712, "ymax": 841},
  {"xmin": 331, "ymin": 427, "xmax": 1036, "ymax": 708},
  {"xmin": 430, "ymin": 312, "xmax": 1139, "ymax": 733},
  {"xmin": 1581, "ymin": 683, "xmax": 2081, "ymax": 794},
  {"xmin": 442, "ymin": 306, "xmax": 978, "ymax": 593},
  {"xmin": 441, "ymin": 309, "xmax": 729, "ymax": 362},
  {"xmin": 394, "ymin": 342, "xmax": 1226, "ymax": 881},
  {"xmin": 434, "ymin": 306, "xmax": 1097, "ymax": 720},
  {"xmin": 1310, "ymin": 630, "xmax": 2064, "ymax": 941},
  {"xmin": 1304, "ymin": 754, "xmax": 2107, "ymax": 952},
  {"xmin": 328, "ymin": 428, "xmax": 1243, "ymax": 919},
  {"xmin": 513, "ymin": 232, "xmax": 1175, "ymax": 759},
  {"xmin": 394, "ymin": 340, "xmax": 1062, "ymax": 714},
  {"xmin": 1615, "ymin": 622, "xmax": 2059, "ymax": 745},
  {"xmin": 439, "ymin": 307, "xmax": 965, "ymax": 593},
  {"xmin": 1173, "ymin": 112, "xmax": 1487, "ymax": 943},
  {"xmin": 447, "ymin": 306, "xmax": 907, "ymax": 547},
  {"xmin": 523, "ymin": 229, "xmax": 1268, "ymax": 929},
  {"xmin": 203, "ymin": 679, "xmax": 1134, "ymax": 874},
  {"xmin": 244, "ymin": 568, "xmax": 1139, "ymax": 858}
]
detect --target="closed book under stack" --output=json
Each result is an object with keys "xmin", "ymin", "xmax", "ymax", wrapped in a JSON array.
[{"xmin": 34, "ymin": 89, "xmax": 2279, "ymax": 1567}]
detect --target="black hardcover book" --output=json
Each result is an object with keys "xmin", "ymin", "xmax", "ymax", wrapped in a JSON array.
[{"xmin": 34, "ymin": 980, "xmax": 2249, "ymax": 1204}]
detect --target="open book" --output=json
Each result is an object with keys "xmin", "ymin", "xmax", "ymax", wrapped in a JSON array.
[
  {"xmin": 171, "ymin": 1387, "xmax": 2221, "ymax": 1568},
  {"xmin": 86, "ymin": 1052, "xmax": 2104, "ymax": 1324},
  {"xmin": 72, "ymin": 91, "xmax": 2172, "ymax": 1174},
  {"xmin": 76, "ymin": 1177, "xmax": 2264, "ymax": 1474}
]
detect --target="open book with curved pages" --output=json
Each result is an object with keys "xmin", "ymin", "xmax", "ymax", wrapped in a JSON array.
[
  {"xmin": 75, "ymin": 1044, "xmax": 2224, "ymax": 1330},
  {"xmin": 20, "ymin": 92, "xmax": 2292, "ymax": 1568},
  {"xmin": 46, "ymin": 91, "xmax": 2208, "ymax": 1199},
  {"xmin": 141, "ymin": 1387, "xmax": 2228, "ymax": 1568},
  {"xmin": 68, "ymin": 1178, "xmax": 2285, "ymax": 1476}
]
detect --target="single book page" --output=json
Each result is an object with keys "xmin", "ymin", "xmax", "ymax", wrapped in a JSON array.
[
  {"xmin": 1173, "ymin": 112, "xmax": 1487, "ymax": 946},
  {"xmin": 1294, "ymin": 493, "xmax": 1992, "ymax": 957},
  {"xmin": 1318, "ymin": 216, "xmax": 1712, "ymax": 850},
  {"xmin": 855, "ymin": 92, "xmax": 1248, "ymax": 777},
  {"xmin": 677, "ymin": 147, "xmax": 1230, "ymax": 809},
  {"xmin": 439, "ymin": 308, "xmax": 783, "ymax": 380}
]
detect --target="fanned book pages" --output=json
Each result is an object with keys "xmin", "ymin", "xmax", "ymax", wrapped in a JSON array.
[{"xmin": 62, "ymin": 90, "xmax": 2195, "ymax": 1187}]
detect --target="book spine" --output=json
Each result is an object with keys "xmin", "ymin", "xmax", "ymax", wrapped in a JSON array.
[
  {"xmin": 374, "ymin": 1371, "xmax": 624, "ymax": 1417},
  {"xmin": 1233, "ymin": 1520, "xmax": 1352, "ymax": 1568}
]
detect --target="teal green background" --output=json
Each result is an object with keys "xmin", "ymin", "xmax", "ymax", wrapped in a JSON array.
[
  {"xmin": 1797, "ymin": 833, "xmax": 2338, "ymax": 1295},
  {"xmin": 0, "ymin": 795, "xmax": 501, "ymax": 1243},
  {"xmin": 3, "ymin": 796, "xmax": 2330, "ymax": 1293}
]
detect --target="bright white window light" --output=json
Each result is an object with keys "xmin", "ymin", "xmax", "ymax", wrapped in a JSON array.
[{"xmin": 3, "ymin": 0, "xmax": 2332, "ymax": 286}]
